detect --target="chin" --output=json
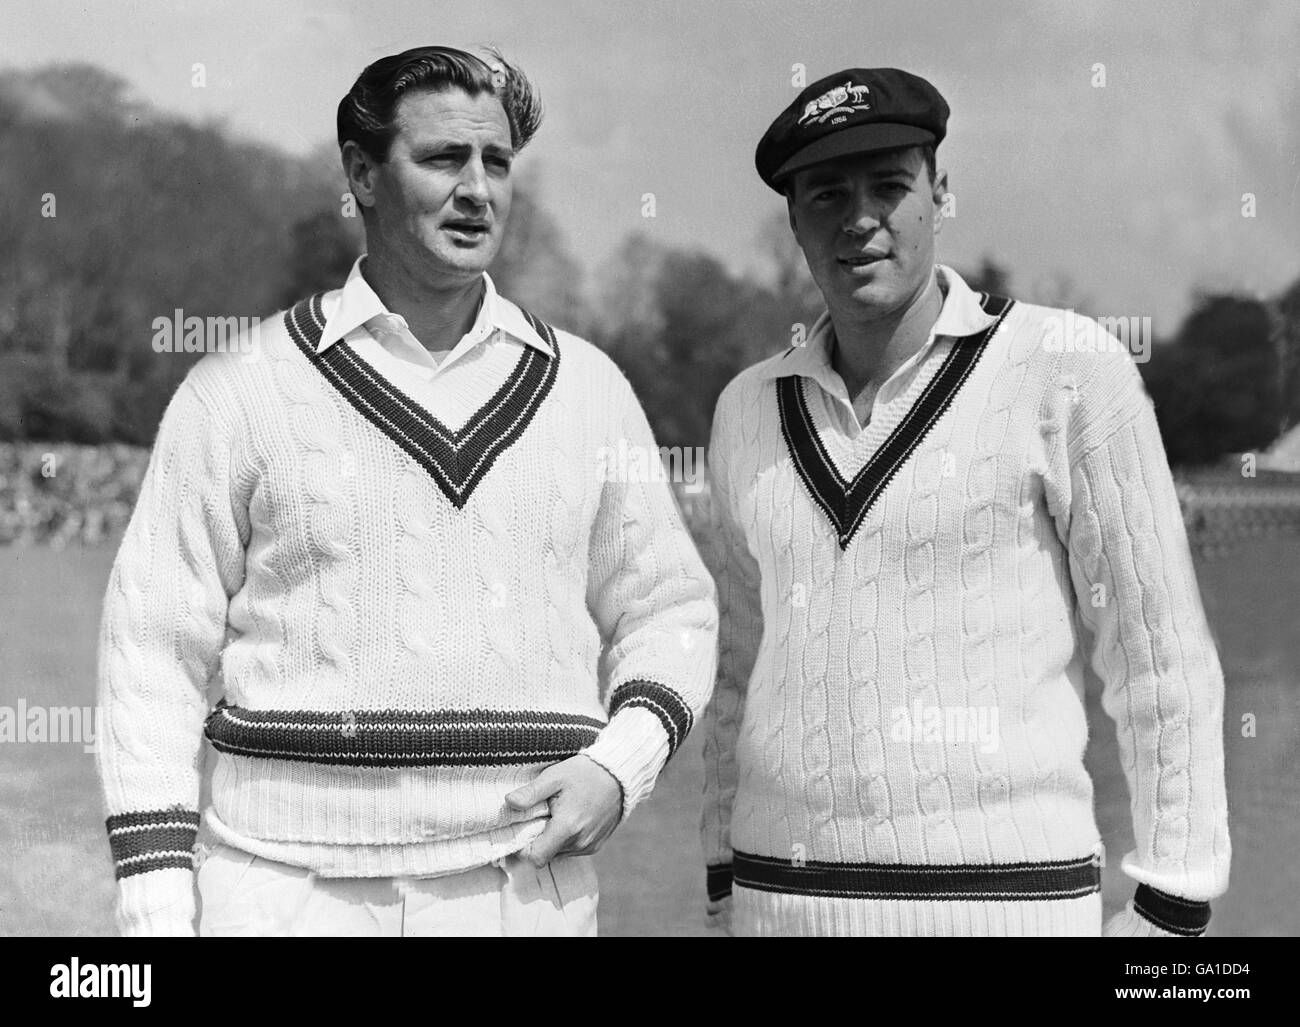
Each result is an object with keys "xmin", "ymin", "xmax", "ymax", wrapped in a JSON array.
[
  {"xmin": 841, "ymin": 280, "xmax": 902, "ymax": 311},
  {"xmin": 424, "ymin": 242, "xmax": 498, "ymax": 278}
]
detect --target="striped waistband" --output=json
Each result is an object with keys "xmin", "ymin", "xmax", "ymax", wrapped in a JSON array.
[
  {"xmin": 203, "ymin": 681, "xmax": 693, "ymax": 768},
  {"xmin": 203, "ymin": 702, "xmax": 605, "ymax": 767},
  {"xmin": 731, "ymin": 850, "xmax": 1101, "ymax": 901}
]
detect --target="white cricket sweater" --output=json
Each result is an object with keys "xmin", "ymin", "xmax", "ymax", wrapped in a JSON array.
[
  {"xmin": 701, "ymin": 265, "xmax": 1231, "ymax": 937},
  {"xmin": 96, "ymin": 287, "xmax": 717, "ymax": 937}
]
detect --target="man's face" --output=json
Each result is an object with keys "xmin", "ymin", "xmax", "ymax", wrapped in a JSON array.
[
  {"xmin": 359, "ymin": 87, "xmax": 514, "ymax": 283},
  {"xmin": 786, "ymin": 146, "xmax": 946, "ymax": 320}
]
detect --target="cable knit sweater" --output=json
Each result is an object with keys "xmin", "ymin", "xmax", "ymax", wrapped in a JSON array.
[
  {"xmin": 701, "ymin": 266, "xmax": 1230, "ymax": 937},
  {"xmin": 96, "ymin": 288, "xmax": 717, "ymax": 937}
]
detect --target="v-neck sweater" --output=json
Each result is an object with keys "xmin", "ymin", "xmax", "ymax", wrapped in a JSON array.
[
  {"xmin": 96, "ymin": 291, "xmax": 718, "ymax": 936},
  {"xmin": 700, "ymin": 277, "xmax": 1230, "ymax": 937}
]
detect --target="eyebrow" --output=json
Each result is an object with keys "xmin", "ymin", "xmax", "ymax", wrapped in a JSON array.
[
  {"xmin": 801, "ymin": 164, "xmax": 913, "ymax": 190},
  {"xmin": 410, "ymin": 139, "xmax": 516, "ymax": 159},
  {"xmin": 867, "ymin": 164, "xmax": 913, "ymax": 178}
]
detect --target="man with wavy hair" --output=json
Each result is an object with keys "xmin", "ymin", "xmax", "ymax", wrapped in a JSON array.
[{"xmin": 96, "ymin": 46, "xmax": 716, "ymax": 937}]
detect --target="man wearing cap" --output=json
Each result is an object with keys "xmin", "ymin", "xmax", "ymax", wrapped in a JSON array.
[{"xmin": 700, "ymin": 68, "xmax": 1230, "ymax": 936}]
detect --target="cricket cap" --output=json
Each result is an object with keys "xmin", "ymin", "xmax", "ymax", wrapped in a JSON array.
[{"xmin": 756, "ymin": 67, "xmax": 949, "ymax": 192}]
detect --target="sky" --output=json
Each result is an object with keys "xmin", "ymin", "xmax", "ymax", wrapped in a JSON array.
[{"xmin": 5, "ymin": 0, "xmax": 1298, "ymax": 332}]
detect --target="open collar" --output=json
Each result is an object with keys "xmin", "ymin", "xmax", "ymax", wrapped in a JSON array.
[
  {"xmin": 774, "ymin": 283, "xmax": 1016, "ymax": 549},
  {"xmin": 284, "ymin": 291, "xmax": 560, "ymax": 509},
  {"xmin": 760, "ymin": 264, "xmax": 998, "ymax": 386},
  {"xmin": 316, "ymin": 256, "xmax": 553, "ymax": 358}
]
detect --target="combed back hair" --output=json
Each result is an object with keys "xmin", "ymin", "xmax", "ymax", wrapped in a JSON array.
[{"xmin": 337, "ymin": 45, "xmax": 542, "ymax": 160}]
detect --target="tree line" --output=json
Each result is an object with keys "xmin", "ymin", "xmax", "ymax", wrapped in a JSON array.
[{"xmin": 2, "ymin": 63, "xmax": 1297, "ymax": 467}]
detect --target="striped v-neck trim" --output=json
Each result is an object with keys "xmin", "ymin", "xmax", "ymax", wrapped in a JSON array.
[
  {"xmin": 284, "ymin": 293, "xmax": 560, "ymax": 509},
  {"xmin": 778, "ymin": 293, "xmax": 1015, "ymax": 550}
]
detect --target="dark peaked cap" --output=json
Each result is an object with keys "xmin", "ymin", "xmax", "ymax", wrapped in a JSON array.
[{"xmin": 756, "ymin": 68, "xmax": 949, "ymax": 192}]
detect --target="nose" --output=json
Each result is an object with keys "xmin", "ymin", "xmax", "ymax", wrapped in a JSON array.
[
  {"xmin": 455, "ymin": 157, "xmax": 491, "ymax": 207},
  {"xmin": 842, "ymin": 188, "xmax": 880, "ymax": 237}
]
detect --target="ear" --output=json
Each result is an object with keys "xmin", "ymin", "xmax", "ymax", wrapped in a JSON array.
[
  {"xmin": 786, "ymin": 191, "xmax": 799, "ymax": 237},
  {"xmin": 341, "ymin": 140, "xmax": 379, "ymax": 211},
  {"xmin": 930, "ymin": 167, "xmax": 949, "ymax": 237}
]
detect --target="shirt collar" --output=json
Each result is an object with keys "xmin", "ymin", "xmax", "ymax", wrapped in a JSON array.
[
  {"xmin": 316, "ymin": 255, "xmax": 553, "ymax": 357},
  {"xmin": 760, "ymin": 263, "xmax": 997, "ymax": 382}
]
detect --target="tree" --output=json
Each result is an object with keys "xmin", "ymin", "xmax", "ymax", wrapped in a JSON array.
[
  {"xmin": 1276, "ymin": 275, "xmax": 1300, "ymax": 433},
  {"xmin": 0, "ymin": 63, "xmax": 352, "ymax": 443},
  {"xmin": 758, "ymin": 209, "xmax": 822, "ymax": 317},
  {"xmin": 1141, "ymin": 294, "xmax": 1281, "ymax": 466},
  {"xmin": 590, "ymin": 239, "xmax": 794, "ymax": 450},
  {"xmin": 956, "ymin": 256, "xmax": 1013, "ymax": 298},
  {"xmin": 489, "ymin": 174, "xmax": 589, "ymax": 335},
  {"xmin": 278, "ymin": 209, "xmax": 362, "ymax": 308}
]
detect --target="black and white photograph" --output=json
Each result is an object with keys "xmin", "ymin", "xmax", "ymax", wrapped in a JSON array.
[{"xmin": 0, "ymin": 0, "xmax": 1295, "ymax": 991}]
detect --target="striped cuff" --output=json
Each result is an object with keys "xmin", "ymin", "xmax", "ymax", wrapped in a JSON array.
[
  {"xmin": 707, "ymin": 863, "xmax": 734, "ymax": 903},
  {"xmin": 607, "ymin": 679, "xmax": 694, "ymax": 759},
  {"xmin": 1132, "ymin": 884, "xmax": 1212, "ymax": 937},
  {"xmin": 107, "ymin": 809, "xmax": 200, "ymax": 879}
]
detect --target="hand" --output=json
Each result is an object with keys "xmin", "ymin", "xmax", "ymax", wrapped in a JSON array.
[
  {"xmin": 505, "ymin": 755, "xmax": 624, "ymax": 868},
  {"xmin": 706, "ymin": 895, "xmax": 734, "ymax": 936}
]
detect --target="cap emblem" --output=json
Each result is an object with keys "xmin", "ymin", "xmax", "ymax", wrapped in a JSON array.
[{"xmin": 797, "ymin": 80, "xmax": 871, "ymax": 126}]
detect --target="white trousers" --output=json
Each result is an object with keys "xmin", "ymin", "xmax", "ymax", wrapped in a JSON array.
[{"xmin": 197, "ymin": 842, "xmax": 599, "ymax": 937}]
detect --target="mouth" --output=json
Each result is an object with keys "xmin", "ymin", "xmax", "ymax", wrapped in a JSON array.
[
  {"xmin": 443, "ymin": 220, "xmax": 491, "ymax": 241},
  {"xmin": 838, "ymin": 252, "xmax": 889, "ymax": 272}
]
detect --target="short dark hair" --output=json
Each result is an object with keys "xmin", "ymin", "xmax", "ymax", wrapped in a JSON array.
[
  {"xmin": 919, "ymin": 143, "xmax": 937, "ymax": 184},
  {"xmin": 337, "ymin": 45, "xmax": 542, "ymax": 161},
  {"xmin": 783, "ymin": 142, "xmax": 938, "ymax": 202}
]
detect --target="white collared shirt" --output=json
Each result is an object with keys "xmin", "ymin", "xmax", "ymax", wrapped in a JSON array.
[
  {"xmin": 759, "ymin": 264, "xmax": 998, "ymax": 439},
  {"xmin": 315, "ymin": 256, "xmax": 554, "ymax": 429}
]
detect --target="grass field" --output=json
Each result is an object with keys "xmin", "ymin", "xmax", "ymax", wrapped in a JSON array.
[{"xmin": 1, "ymin": 536, "xmax": 1296, "ymax": 936}]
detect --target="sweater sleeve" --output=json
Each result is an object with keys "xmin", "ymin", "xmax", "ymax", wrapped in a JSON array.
[
  {"xmin": 96, "ymin": 375, "xmax": 247, "ymax": 937},
  {"xmin": 579, "ymin": 372, "xmax": 718, "ymax": 824},
  {"xmin": 699, "ymin": 383, "xmax": 765, "ymax": 918},
  {"xmin": 1055, "ymin": 347, "xmax": 1231, "ymax": 937}
]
